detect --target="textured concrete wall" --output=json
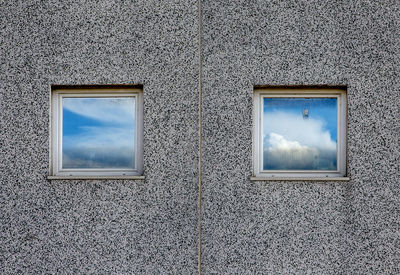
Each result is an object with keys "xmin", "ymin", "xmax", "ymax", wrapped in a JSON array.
[
  {"xmin": 0, "ymin": 1, "xmax": 199, "ymax": 273},
  {"xmin": 201, "ymin": 0, "xmax": 399, "ymax": 273},
  {"xmin": 1, "ymin": 0, "xmax": 399, "ymax": 274}
]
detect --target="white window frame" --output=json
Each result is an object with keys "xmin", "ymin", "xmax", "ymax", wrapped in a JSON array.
[
  {"xmin": 50, "ymin": 87, "xmax": 143, "ymax": 177},
  {"xmin": 253, "ymin": 88, "xmax": 347, "ymax": 178}
]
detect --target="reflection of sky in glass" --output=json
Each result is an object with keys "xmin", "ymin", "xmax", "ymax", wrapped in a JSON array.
[
  {"xmin": 62, "ymin": 97, "xmax": 135, "ymax": 169},
  {"xmin": 263, "ymin": 98, "xmax": 337, "ymax": 170}
]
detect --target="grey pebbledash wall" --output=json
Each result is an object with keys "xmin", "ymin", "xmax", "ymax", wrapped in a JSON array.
[{"xmin": 0, "ymin": 0, "xmax": 399, "ymax": 274}]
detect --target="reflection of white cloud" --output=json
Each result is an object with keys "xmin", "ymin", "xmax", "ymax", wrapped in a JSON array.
[
  {"xmin": 263, "ymin": 112, "xmax": 336, "ymax": 151},
  {"xmin": 63, "ymin": 146, "xmax": 134, "ymax": 169},
  {"xmin": 63, "ymin": 126, "xmax": 135, "ymax": 168},
  {"xmin": 267, "ymin": 132, "xmax": 307, "ymax": 151},
  {"xmin": 63, "ymin": 98, "xmax": 135, "ymax": 124},
  {"xmin": 263, "ymin": 133, "xmax": 336, "ymax": 170},
  {"xmin": 64, "ymin": 126, "xmax": 134, "ymax": 148}
]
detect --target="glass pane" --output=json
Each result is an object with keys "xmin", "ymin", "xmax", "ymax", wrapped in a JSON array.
[
  {"xmin": 62, "ymin": 97, "xmax": 135, "ymax": 169},
  {"xmin": 263, "ymin": 97, "xmax": 337, "ymax": 170}
]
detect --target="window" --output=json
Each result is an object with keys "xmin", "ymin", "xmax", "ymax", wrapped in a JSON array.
[
  {"xmin": 50, "ymin": 87, "xmax": 143, "ymax": 177},
  {"xmin": 253, "ymin": 88, "xmax": 347, "ymax": 178}
]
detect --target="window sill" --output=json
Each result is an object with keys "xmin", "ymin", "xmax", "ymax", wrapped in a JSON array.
[
  {"xmin": 47, "ymin": 175, "xmax": 145, "ymax": 180},
  {"xmin": 250, "ymin": 177, "xmax": 350, "ymax": 181}
]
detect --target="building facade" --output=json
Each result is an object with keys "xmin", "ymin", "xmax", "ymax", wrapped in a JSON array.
[{"xmin": 1, "ymin": 0, "xmax": 399, "ymax": 273}]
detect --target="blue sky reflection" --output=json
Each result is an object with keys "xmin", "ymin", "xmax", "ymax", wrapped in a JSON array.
[
  {"xmin": 263, "ymin": 98, "xmax": 337, "ymax": 170},
  {"xmin": 62, "ymin": 97, "xmax": 135, "ymax": 169}
]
